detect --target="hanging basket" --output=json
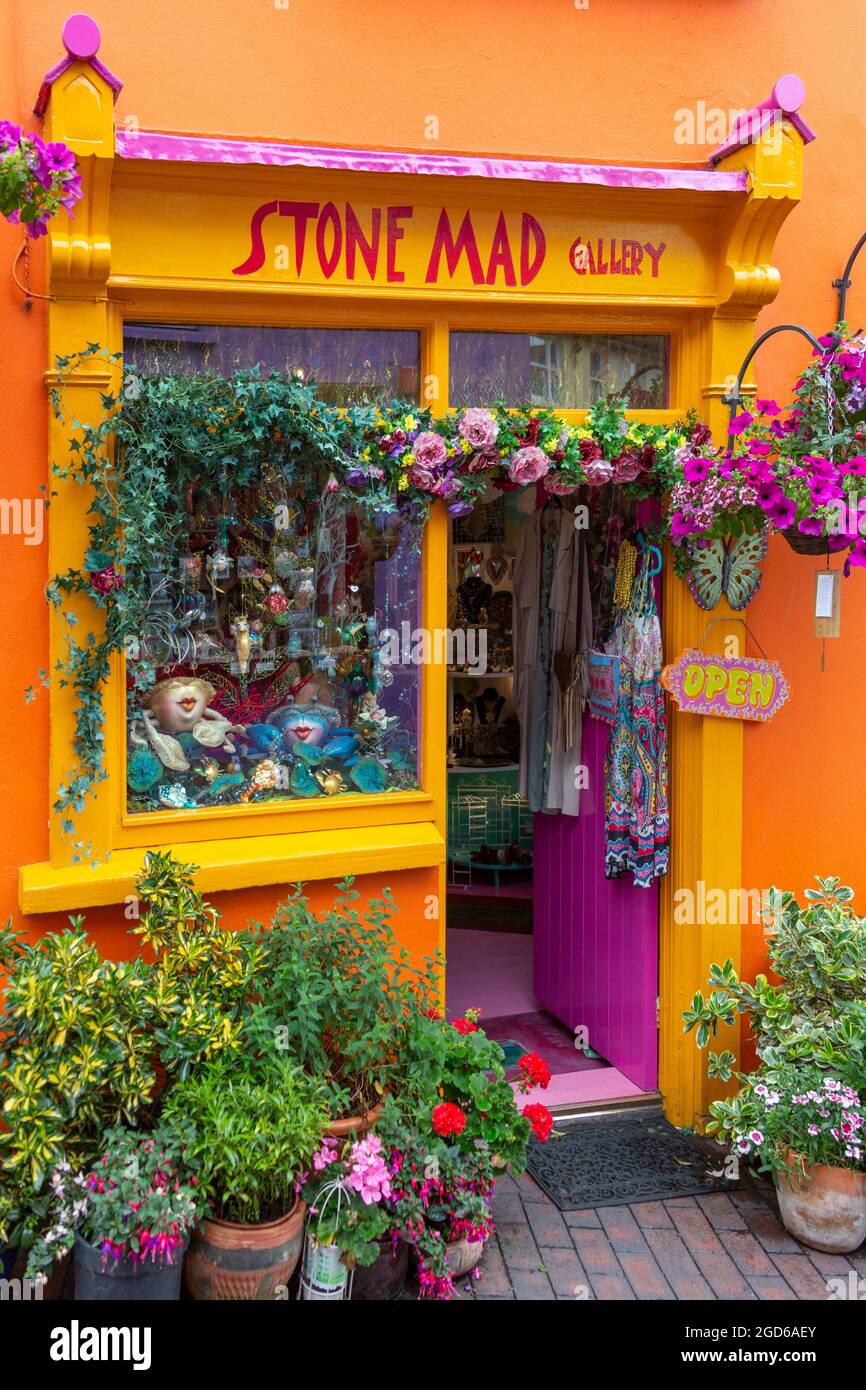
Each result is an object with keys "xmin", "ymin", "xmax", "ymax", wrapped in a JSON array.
[{"xmin": 780, "ymin": 525, "xmax": 832, "ymax": 557}]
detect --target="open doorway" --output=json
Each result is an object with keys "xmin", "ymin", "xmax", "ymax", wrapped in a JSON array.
[{"xmin": 444, "ymin": 489, "xmax": 662, "ymax": 1109}]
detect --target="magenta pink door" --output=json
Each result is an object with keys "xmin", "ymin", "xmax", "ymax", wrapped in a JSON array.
[{"xmin": 532, "ymin": 713, "xmax": 659, "ymax": 1092}]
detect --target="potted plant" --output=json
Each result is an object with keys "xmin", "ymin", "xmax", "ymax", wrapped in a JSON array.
[
  {"xmin": 379, "ymin": 1112, "xmax": 497, "ymax": 1299},
  {"xmin": 22, "ymin": 1124, "xmax": 204, "ymax": 1300},
  {"xmin": 161, "ymin": 1055, "xmax": 328, "ymax": 1300},
  {"xmin": 242, "ymin": 877, "xmax": 435, "ymax": 1134},
  {"xmin": 684, "ymin": 876, "xmax": 866, "ymax": 1251},
  {"xmin": 298, "ymin": 1134, "xmax": 393, "ymax": 1300},
  {"xmin": 703, "ymin": 1063, "xmax": 866, "ymax": 1254}
]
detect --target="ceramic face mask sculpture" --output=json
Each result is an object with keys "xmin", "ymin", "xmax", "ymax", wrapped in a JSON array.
[{"xmin": 145, "ymin": 677, "xmax": 217, "ymax": 734}]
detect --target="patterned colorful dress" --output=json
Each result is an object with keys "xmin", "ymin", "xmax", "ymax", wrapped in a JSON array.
[{"xmin": 603, "ymin": 563, "xmax": 669, "ymax": 887}]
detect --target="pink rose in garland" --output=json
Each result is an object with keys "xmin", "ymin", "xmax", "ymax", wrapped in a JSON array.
[
  {"xmin": 408, "ymin": 430, "xmax": 449, "ymax": 492},
  {"xmin": 411, "ymin": 430, "xmax": 448, "ymax": 469},
  {"xmin": 583, "ymin": 457, "xmax": 614, "ymax": 486},
  {"xmin": 457, "ymin": 407, "xmax": 499, "ymax": 451},
  {"xmin": 508, "ymin": 444, "xmax": 549, "ymax": 485},
  {"xmin": 465, "ymin": 446, "xmax": 501, "ymax": 475}
]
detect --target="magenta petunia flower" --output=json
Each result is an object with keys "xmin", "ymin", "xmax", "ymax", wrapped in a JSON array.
[
  {"xmin": 839, "ymin": 453, "xmax": 866, "ymax": 476},
  {"xmin": 797, "ymin": 514, "xmax": 824, "ymax": 536},
  {"xmin": 683, "ymin": 456, "xmax": 710, "ymax": 483},
  {"xmin": 757, "ymin": 480, "xmax": 782, "ymax": 510},
  {"xmin": 728, "ymin": 412, "xmax": 754, "ymax": 436},
  {"xmin": 755, "ymin": 398, "xmax": 780, "ymax": 416},
  {"xmin": 767, "ymin": 497, "xmax": 797, "ymax": 529}
]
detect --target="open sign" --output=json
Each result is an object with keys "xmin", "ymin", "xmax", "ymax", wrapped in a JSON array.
[{"xmin": 661, "ymin": 649, "xmax": 790, "ymax": 723}]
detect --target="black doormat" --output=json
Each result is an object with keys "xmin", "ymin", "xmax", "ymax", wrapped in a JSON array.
[{"xmin": 526, "ymin": 1108, "xmax": 740, "ymax": 1210}]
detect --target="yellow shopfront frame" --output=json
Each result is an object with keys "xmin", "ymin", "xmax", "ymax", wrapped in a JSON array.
[{"xmin": 21, "ymin": 51, "xmax": 810, "ymax": 1126}]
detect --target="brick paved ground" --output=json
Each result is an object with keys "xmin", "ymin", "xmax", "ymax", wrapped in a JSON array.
[{"xmin": 454, "ymin": 1167, "xmax": 866, "ymax": 1301}]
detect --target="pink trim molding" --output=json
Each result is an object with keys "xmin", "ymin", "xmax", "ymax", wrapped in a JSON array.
[{"xmin": 115, "ymin": 129, "xmax": 748, "ymax": 193}]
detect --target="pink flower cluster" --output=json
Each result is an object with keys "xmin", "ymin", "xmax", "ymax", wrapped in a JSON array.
[{"xmin": 344, "ymin": 1135, "xmax": 392, "ymax": 1206}]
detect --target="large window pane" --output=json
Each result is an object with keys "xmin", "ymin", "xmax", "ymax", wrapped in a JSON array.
[
  {"xmin": 125, "ymin": 324, "xmax": 420, "ymax": 404},
  {"xmin": 123, "ymin": 326, "xmax": 421, "ymax": 816},
  {"xmin": 449, "ymin": 331, "xmax": 669, "ymax": 408}
]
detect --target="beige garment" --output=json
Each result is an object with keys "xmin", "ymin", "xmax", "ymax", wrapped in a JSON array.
[
  {"xmin": 545, "ymin": 516, "xmax": 593, "ymax": 817},
  {"xmin": 512, "ymin": 509, "xmax": 541, "ymax": 804}
]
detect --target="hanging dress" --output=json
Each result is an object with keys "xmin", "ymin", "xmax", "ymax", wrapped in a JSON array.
[{"xmin": 603, "ymin": 554, "xmax": 669, "ymax": 886}]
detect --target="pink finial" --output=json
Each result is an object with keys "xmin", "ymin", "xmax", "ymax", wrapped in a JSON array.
[
  {"xmin": 34, "ymin": 12, "xmax": 121, "ymax": 115},
  {"xmin": 62, "ymin": 13, "xmax": 101, "ymax": 61},
  {"xmin": 771, "ymin": 74, "xmax": 806, "ymax": 115}
]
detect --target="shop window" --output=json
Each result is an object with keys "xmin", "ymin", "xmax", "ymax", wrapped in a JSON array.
[
  {"xmin": 122, "ymin": 325, "xmax": 422, "ymax": 816},
  {"xmin": 124, "ymin": 324, "xmax": 421, "ymax": 403},
  {"xmin": 449, "ymin": 331, "xmax": 669, "ymax": 408}
]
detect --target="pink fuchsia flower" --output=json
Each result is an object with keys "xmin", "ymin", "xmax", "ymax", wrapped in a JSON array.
[
  {"xmin": 411, "ymin": 430, "xmax": 448, "ymax": 470},
  {"xmin": 683, "ymin": 456, "xmax": 711, "ymax": 484},
  {"xmin": 457, "ymin": 407, "xmax": 499, "ymax": 451},
  {"xmin": 582, "ymin": 457, "xmax": 614, "ymax": 487},
  {"xmin": 508, "ymin": 444, "xmax": 550, "ymax": 486},
  {"xmin": 767, "ymin": 496, "xmax": 797, "ymax": 529}
]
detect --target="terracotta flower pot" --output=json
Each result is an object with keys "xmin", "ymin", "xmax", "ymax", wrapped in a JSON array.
[
  {"xmin": 775, "ymin": 1155, "xmax": 866, "ymax": 1254},
  {"xmin": 445, "ymin": 1235, "xmax": 485, "ymax": 1279},
  {"xmin": 351, "ymin": 1238, "xmax": 408, "ymax": 1301},
  {"xmin": 324, "ymin": 1099, "xmax": 384, "ymax": 1140},
  {"xmin": 184, "ymin": 1197, "xmax": 306, "ymax": 1300}
]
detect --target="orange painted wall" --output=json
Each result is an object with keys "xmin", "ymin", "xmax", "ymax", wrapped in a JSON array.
[{"xmin": 1, "ymin": 1, "xmax": 863, "ymax": 986}]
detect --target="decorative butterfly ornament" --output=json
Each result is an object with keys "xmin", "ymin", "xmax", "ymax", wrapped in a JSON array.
[{"xmin": 686, "ymin": 531, "xmax": 768, "ymax": 611}]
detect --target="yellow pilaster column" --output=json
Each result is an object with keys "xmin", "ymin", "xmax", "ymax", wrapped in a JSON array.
[
  {"xmin": 659, "ymin": 117, "xmax": 807, "ymax": 1126},
  {"xmin": 40, "ymin": 32, "xmax": 118, "ymax": 866}
]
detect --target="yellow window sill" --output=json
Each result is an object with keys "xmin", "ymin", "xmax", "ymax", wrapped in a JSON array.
[{"xmin": 19, "ymin": 821, "xmax": 445, "ymax": 915}]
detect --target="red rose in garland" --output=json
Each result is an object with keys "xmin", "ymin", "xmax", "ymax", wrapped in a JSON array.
[
  {"xmin": 523, "ymin": 1103, "xmax": 554, "ymax": 1142},
  {"xmin": 90, "ymin": 566, "xmax": 123, "ymax": 595},
  {"xmin": 432, "ymin": 1102, "xmax": 467, "ymax": 1138}
]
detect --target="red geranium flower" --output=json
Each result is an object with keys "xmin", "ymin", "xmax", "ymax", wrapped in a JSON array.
[
  {"xmin": 452, "ymin": 1016, "xmax": 479, "ymax": 1035},
  {"xmin": 523, "ymin": 1103, "xmax": 553, "ymax": 1142},
  {"xmin": 432, "ymin": 1102, "xmax": 467, "ymax": 1138},
  {"xmin": 517, "ymin": 1051, "xmax": 551, "ymax": 1091}
]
